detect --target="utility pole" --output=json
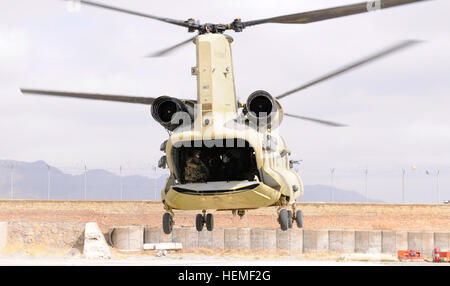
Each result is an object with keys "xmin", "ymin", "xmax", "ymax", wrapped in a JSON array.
[
  {"xmin": 330, "ymin": 168, "xmax": 335, "ymax": 202},
  {"xmin": 47, "ymin": 164, "xmax": 51, "ymax": 200},
  {"xmin": 427, "ymin": 169, "xmax": 441, "ymax": 204}
]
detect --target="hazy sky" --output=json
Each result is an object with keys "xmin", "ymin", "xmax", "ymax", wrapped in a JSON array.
[{"xmin": 0, "ymin": 0, "xmax": 449, "ymax": 202}]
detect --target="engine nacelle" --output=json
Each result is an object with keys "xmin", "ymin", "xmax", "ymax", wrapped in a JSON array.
[
  {"xmin": 151, "ymin": 96, "xmax": 192, "ymax": 131},
  {"xmin": 245, "ymin": 90, "xmax": 283, "ymax": 129}
]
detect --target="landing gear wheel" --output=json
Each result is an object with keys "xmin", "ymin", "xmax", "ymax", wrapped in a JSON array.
[
  {"xmin": 295, "ymin": 210, "xmax": 303, "ymax": 228},
  {"xmin": 287, "ymin": 210, "xmax": 293, "ymax": 229},
  {"xmin": 279, "ymin": 209, "xmax": 289, "ymax": 231},
  {"xmin": 195, "ymin": 214, "xmax": 205, "ymax": 231},
  {"xmin": 206, "ymin": 213, "xmax": 214, "ymax": 231},
  {"xmin": 162, "ymin": 212, "xmax": 173, "ymax": 234}
]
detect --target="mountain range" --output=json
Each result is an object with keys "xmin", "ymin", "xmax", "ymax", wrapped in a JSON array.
[{"xmin": 0, "ymin": 160, "xmax": 383, "ymax": 203}]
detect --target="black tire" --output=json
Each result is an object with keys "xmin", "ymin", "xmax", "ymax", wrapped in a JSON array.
[
  {"xmin": 162, "ymin": 212, "xmax": 173, "ymax": 234},
  {"xmin": 206, "ymin": 213, "xmax": 214, "ymax": 231},
  {"xmin": 279, "ymin": 209, "xmax": 289, "ymax": 231},
  {"xmin": 195, "ymin": 214, "xmax": 204, "ymax": 231},
  {"xmin": 295, "ymin": 210, "xmax": 303, "ymax": 228},
  {"xmin": 287, "ymin": 210, "xmax": 293, "ymax": 229}
]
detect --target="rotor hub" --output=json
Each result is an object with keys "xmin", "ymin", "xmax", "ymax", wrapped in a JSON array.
[{"xmin": 185, "ymin": 18, "xmax": 244, "ymax": 34}]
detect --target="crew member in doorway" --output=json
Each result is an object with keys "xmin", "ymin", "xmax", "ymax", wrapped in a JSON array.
[{"xmin": 184, "ymin": 150, "xmax": 209, "ymax": 183}]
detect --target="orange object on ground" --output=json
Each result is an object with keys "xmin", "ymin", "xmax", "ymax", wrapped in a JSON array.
[
  {"xmin": 433, "ymin": 248, "xmax": 450, "ymax": 263},
  {"xmin": 397, "ymin": 250, "xmax": 422, "ymax": 261}
]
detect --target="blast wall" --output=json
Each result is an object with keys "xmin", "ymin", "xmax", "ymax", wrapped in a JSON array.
[{"xmin": 0, "ymin": 222, "xmax": 448, "ymax": 257}]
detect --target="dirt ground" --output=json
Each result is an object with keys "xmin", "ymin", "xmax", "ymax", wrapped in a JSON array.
[
  {"xmin": 0, "ymin": 200, "xmax": 448, "ymax": 231},
  {"xmin": 0, "ymin": 247, "xmax": 444, "ymax": 266}
]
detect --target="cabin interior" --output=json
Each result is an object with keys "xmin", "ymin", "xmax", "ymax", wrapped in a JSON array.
[{"xmin": 171, "ymin": 139, "xmax": 259, "ymax": 183}]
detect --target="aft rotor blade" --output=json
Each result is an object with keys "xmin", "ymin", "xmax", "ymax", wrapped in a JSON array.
[
  {"xmin": 21, "ymin": 88, "xmax": 156, "ymax": 105},
  {"xmin": 242, "ymin": 0, "xmax": 431, "ymax": 27},
  {"xmin": 76, "ymin": 0, "xmax": 193, "ymax": 28},
  {"xmin": 146, "ymin": 37, "xmax": 195, "ymax": 57},
  {"xmin": 276, "ymin": 39, "xmax": 421, "ymax": 100},
  {"xmin": 284, "ymin": 113, "xmax": 347, "ymax": 127}
]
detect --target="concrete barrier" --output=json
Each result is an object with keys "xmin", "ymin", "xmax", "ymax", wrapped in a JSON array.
[
  {"xmin": 329, "ymin": 230, "xmax": 355, "ymax": 253},
  {"xmin": 276, "ymin": 229, "xmax": 303, "ymax": 252},
  {"xmin": 185, "ymin": 227, "xmax": 198, "ymax": 249},
  {"xmin": 0, "ymin": 222, "xmax": 7, "ymax": 252},
  {"xmin": 434, "ymin": 232, "xmax": 449, "ymax": 251},
  {"xmin": 110, "ymin": 225, "xmax": 144, "ymax": 251},
  {"xmin": 263, "ymin": 229, "xmax": 277, "ymax": 251},
  {"xmin": 109, "ymin": 227, "xmax": 448, "ymax": 255},
  {"xmin": 237, "ymin": 228, "xmax": 251, "ymax": 250},
  {"xmin": 87, "ymin": 228, "xmax": 450, "ymax": 255},
  {"xmin": 303, "ymin": 230, "xmax": 328, "ymax": 252},
  {"xmin": 423, "ymin": 232, "xmax": 435, "ymax": 255},
  {"xmin": 212, "ymin": 228, "xmax": 225, "ymax": 249},
  {"xmin": 288, "ymin": 228, "xmax": 303, "ymax": 252},
  {"xmin": 407, "ymin": 232, "xmax": 422, "ymax": 251},
  {"xmin": 144, "ymin": 242, "xmax": 182, "ymax": 250},
  {"xmin": 198, "ymin": 230, "xmax": 213, "ymax": 249},
  {"xmin": 6, "ymin": 221, "xmax": 448, "ymax": 255},
  {"xmin": 355, "ymin": 231, "xmax": 382, "ymax": 253},
  {"xmin": 408, "ymin": 232, "xmax": 434, "ymax": 256},
  {"xmin": 144, "ymin": 227, "xmax": 161, "ymax": 244},
  {"xmin": 224, "ymin": 228, "xmax": 238, "ymax": 249},
  {"xmin": 250, "ymin": 229, "xmax": 264, "ymax": 250},
  {"xmin": 172, "ymin": 227, "xmax": 187, "ymax": 246},
  {"xmin": 84, "ymin": 222, "xmax": 111, "ymax": 259},
  {"xmin": 161, "ymin": 228, "xmax": 172, "ymax": 243},
  {"xmin": 276, "ymin": 229, "xmax": 289, "ymax": 250},
  {"xmin": 396, "ymin": 231, "xmax": 408, "ymax": 250},
  {"xmin": 381, "ymin": 231, "xmax": 397, "ymax": 254},
  {"xmin": 127, "ymin": 228, "xmax": 450, "ymax": 255},
  {"xmin": 368, "ymin": 231, "xmax": 382, "ymax": 253}
]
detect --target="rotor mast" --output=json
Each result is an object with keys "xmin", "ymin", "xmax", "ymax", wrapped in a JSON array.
[
  {"xmin": 20, "ymin": 0, "xmax": 431, "ymax": 129},
  {"xmin": 193, "ymin": 34, "xmax": 238, "ymax": 129}
]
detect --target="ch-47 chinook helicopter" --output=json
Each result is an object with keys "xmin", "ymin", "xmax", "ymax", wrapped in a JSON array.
[{"xmin": 21, "ymin": 0, "xmax": 431, "ymax": 234}]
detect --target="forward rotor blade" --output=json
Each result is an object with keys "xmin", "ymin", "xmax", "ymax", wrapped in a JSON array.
[
  {"xmin": 242, "ymin": 0, "xmax": 430, "ymax": 27},
  {"xmin": 75, "ymin": 0, "xmax": 192, "ymax": 28},
  {"xmin": 146, "ymin": 37, "xmax": 195, "ymax": 57},
  {"xmin": 20, "ymin": 88, "xmax": 155, "ymax": 105},
  {"xmin": 276, "ymin": 39, "xmax": 421, "ymax": 100},
  {"xmin": 284, "ymin": 113, "xmax": 347, "ymax": 127}
]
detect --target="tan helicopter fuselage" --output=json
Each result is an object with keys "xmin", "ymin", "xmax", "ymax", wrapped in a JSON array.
[{"xmin": 161, "ymin": 33, "xmax": 303, "ymax": 211}]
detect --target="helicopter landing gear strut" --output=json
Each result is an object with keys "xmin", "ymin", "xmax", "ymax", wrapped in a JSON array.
[
  {"xmin": 231, "ymin": 209, "xmax": 246, "ymax": 219},
  {"xmin": 291, "ymin": 204, "xmax": 303, "ymax": 229},
  {"xmin": 196, "ymin": 210, "xmax": 214, "ymax": 232},
  {"xmin": 278, "ymin": 205, "xmax": 303, "ymax": 231}
]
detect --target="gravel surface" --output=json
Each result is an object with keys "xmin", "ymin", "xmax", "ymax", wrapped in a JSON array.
[
  {"xmin": 0, "ymin": 254, "xmax": 446, "ymax": 266},
  {"xmin": 0, "ymin": 200, "xmax": 448, "ymax": 231}
]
